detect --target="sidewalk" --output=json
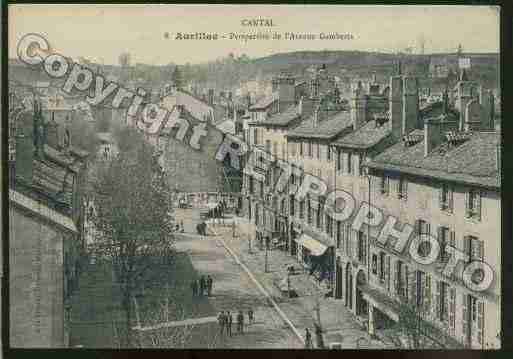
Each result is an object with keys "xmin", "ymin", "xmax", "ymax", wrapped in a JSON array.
[{"xmin": 209, "ymin": 218, "xmax": 392, "ymax": 349}]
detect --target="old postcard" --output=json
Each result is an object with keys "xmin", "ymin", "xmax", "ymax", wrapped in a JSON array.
[{"xmin": 6, "ymin": 4, "xmax": 501, "ymax": 350}]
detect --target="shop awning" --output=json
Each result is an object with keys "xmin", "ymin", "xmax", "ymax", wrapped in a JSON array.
[{"xmin": 295, "ymin": 234, "xmax": 328, "ymax": 256}]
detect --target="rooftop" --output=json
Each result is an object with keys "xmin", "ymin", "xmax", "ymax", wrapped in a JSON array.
[
  {"xmin": 332, "ymin": 119, "xmax": 391, "ymax": 149},
  {"xmin": 249, "ymin": 93, "xmax": 278, "ymax": 111},
  {"xmin": 286, "ymin": 110, "xmax": 352, "ymax": 140},
  {"xmin": 255, "ymin": 104, "xmax": 300, "ymax": 127},
  {"xmin": 367, "ymin": 131, "xmax": 500, "ymax": 189}
]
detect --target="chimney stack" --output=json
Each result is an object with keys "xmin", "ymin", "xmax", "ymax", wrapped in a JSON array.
[
  {"xmin": 351, "ymin": 81, "xmax": 367, "ymax": 130},
  {"xmin": 402, "ymin": 76, "xmax": 419, "ymax": 134},
  {"xmin": 389, "ymin": 76, "xmax": 403, "ymax": 140},
  {"xmin": 208, "ymin": 89, "xmax": 215, "ymax": 106},
  {"xmin": 424, "ymin": 118, "xmax": 444, "ymax": 157},
  {"xmin": 46, "ymin": 111, "xmax": 60, "ymax": 149}
]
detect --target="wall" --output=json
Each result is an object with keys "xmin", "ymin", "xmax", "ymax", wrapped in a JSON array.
[{"xmin": 9, "ymin": 206, "xmax": 66, "ymax": 348}]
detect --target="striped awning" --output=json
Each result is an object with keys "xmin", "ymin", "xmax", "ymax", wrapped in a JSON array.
[{"xmin": 295, "ymin": 234, "xmax": 328, "ymax": 256}]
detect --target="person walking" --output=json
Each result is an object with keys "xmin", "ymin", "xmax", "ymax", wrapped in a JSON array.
[
  {"xmin": 180, "ymin": 220, "xmax": 185, "ymax": 233},
  {"xmin": 199, "ymin": 275, "xmax": 206, "ymax": 296},
  {"xmin": 226, "ymin": 311, "xmax": 233, "ymax": 337},
  {"xmin": 206, "ymin": 275, "xmax": 213, "ymax": 296},
  {"xmin": 191, "ymin": 279, "xmax": 198, "ymax": 297},
  {"xmin": 247, "ymin": 308, "xmax": 254, "ymax": 325},
  {"xmin": 237, "ymin": 310, "xmax": 244, "ymax": 334},
  {"xmin": 218, "ymin": 311, "xmax": 226, "ymax": 336},
  {"xmin": 305, "ymin": 328, "xmax": 312, "ymax": 349}
]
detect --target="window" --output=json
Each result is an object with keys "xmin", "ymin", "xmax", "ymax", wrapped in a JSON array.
[
  {"xmin": 357, "ymin": 231, "xmax": 367, "ymax": 264},
  {"xmin": 273, "ymin": 142, "xmax": 278, "ymax": 157},
  {"xmin": 372, "ymin": 254, "xmax": 378, "ymax": 274},
  {"xmin": 307, "ymin": 198, "xmax": 312, "ymax": 224},
  {"xmin": 347, "ymin": 152, "xmax": 353, "ymax": 174},
  {"xmin": 259, "ymin": 181, "xmax": 264, "ymax": 198},
  {"xmin": 379, "ymin": 252, "xmax": 386, "ymax": 283},
  {"xmin": 416, "ymin": 219, "xmax": 431, "ymax": 258},
  {"xmin": 253, "ymin": 128, "xmax": 259, "ymax": 145},
  {"xmin": 336, "ymin": 221, "xmax": 341, "ymax": 248},
  {"xmin": 395, "ymin": 260, "xmax": 407, "ymax": 297},
  {"xmin": 337, "ymin": 150, "xmax": 342, "ymax": 171},
  {"xmin": 308, "ymin": 141, "xmax": 313, "ymax": 157},
  {"xmin": 265, "ymin": 139, "xmax": 271, "ymax": 153},
  {"xmin": 386, "ymin": 256, "xmax": 391, "ymax": 292},
  {"xmin": 436, "ymin": 281, "xmax": 449, "ymax": 322},
  {"xmin": 397, "ymin": 177, "xmax": 408, "ymax": 200},
  {"xmin": 327, "ymin": 146, "xmax": 332, "ymax": 161},
  {"xmin": 299, "ymin": 200, "xmax": 305, "ymax": 219},
  {"xmin": 316, "ymin": 143, "xmax": 320, "ymax": 159},
  {"xmin": 289, "ymin": 196, "xmax": 295, "ymax": 217},
  {"xmin": 249, "ymin": 176, "xmax": 255, "ymax": 194},
  {"xmin": 299, "ymin": 142, "xmax": 304, "ymax": 156},
  {"xmin": 466, "ymin": 188, "xmax": 482, "ymax": 220},
  {"xmin": 439, "ymin": 182, "xmax": 454, "ymax": 212},
  {"xmin": 465, "ymin": 236, "xmax": 484, "ymax": 268},
  {"xmin": 380, "ymin": 175, "xmax": 389, "ymax": 195},
  {"xmin": 438, "ymin": 226, "xmax": 454, "ymax": 262},
  {"xmin": 281, "ymin": 144, "xmax": 286, "ymax": 159}
]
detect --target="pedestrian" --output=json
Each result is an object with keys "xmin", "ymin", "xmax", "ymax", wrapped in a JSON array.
[
  {"xmin": 305, "ymin": 328, "xmax": 312, "ymax": 349},
  {"xmin": 180, "ymin": 220, "xmax": 185, "ymax": 233},
  {"xmin": 218, "ymin": 311, "xmax": 225, "ymax": 335},
  {"xmin": 237, "ymin": 310, "xmax": 244, "ymax": 334},
  {"xmin": 191, "ymin": 279, "xmax": 198, "ymax": 297},
  {"xmin": 206, "ymin": 275, "xmax": 213, "ymax": 296},
  {"xmin": 199, "ymin": 275, "xmax": 206, "ymax": 296},
  {"xmin": 227, "ymin": 311, "xmax": 233, "ymax": 337},
  {"xmin": 247, "ymin": 308, "xmax": 254, "ymax": 324}
]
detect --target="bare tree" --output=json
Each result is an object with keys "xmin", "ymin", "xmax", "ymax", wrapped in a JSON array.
[{"xmin": 91, "ymin": 128, "xmax": 174, "ymax": 347}]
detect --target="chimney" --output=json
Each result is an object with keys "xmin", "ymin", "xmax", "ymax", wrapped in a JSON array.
[
  {"xmin": 275, "ymin": 74, "xmax": 295, "ymax": 111},
  {"xmin": 351, "ymin": 81, "xmax": 367, "ymax": 130},
  {"xmin": 424, "ymin": 118, "xmax": 444, "ymax": 157},
  {"xmin": 46, "ymin": 111, "xmax": 60, "ymax": 149},
  {"xmin": 402, "ymin": 76, "xmax": 419, "ymax": 134},
  {"xmin": 389, "ymin": 76, "xmax": 403, "ymax": 140},
  {"xmin": 208, "ymin": 89, "xmax": 215, "ymax": 106},
  {"xmin": 312, "ymin": 106, "xmax": 320, "ymax": 128}
]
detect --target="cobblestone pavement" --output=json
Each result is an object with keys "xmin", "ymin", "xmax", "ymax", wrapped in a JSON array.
[{"xmin": 187, "ymin": 211, "xmax": 394, "ymax": 349}]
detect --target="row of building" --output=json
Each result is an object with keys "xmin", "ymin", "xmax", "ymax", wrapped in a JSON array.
[{"xmin": 240, "ymin": 65, "xmax": 500, "ymax": 349}]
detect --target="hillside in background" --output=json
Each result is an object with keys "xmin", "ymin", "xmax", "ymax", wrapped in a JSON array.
[{"xmin": 9, "ymin": 50, "xmax": 500, "ymax": 96}]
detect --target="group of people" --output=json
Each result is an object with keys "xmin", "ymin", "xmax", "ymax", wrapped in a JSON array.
[
  {"xmin": 191, "ymin": 275, "xmax": 213, "ymax": 297},
  {"xmin": 217, "ymin": 309, "xmax": 254, "ymax": 337}
]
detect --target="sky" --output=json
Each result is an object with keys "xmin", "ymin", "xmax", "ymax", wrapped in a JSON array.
[{"xmin": 9, "ymin": 4, "xmax": 500, "ymax": 66}]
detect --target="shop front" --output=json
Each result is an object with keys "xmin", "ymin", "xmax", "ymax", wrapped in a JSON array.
[{"xmin": 294, "ymin": 231, "xmax": 334, "ymax": 284}]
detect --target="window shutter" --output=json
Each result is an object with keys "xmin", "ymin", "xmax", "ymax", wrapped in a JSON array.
[
  {"xmin": 436, "ymin": 281, "xmax": 441, "ymax": 321},
  {"xmin": 448, "ymin": 186, "xmax": 454, "ymax": 213},
  {"xmin": 476, "ymin": 190, "xmax": 482, "ymax": 221},
  {"xmin": 464, "ymin": 236, "xmax": 471, "ymax": 263},
  {"xmin": 437, "ymin": 227, "xmax": 444, "ymax": 261},
  {"xmin": 394, "ymin": 261, "xmax": 399, "ymax": 295},
  {"xmin": 478, "ymin": 239, "xmax": 484, "ymax": 261},
  {"xmin": 449, "ymin": 287, "xmax": 456, "ymax": 335},
  {"xmin": 404, "ymin": 264, "xmax": 409, "ymax": 300},
  {"xmin": 386, "ymin": 256, "xmax": 391, "ymax": 292},
  {"xmin": 477, "ymin": 301, "xmax": 484, "ymax": 348},
  {"xmin": 462, "ymin": 294, "xmax": 469, "ymax": 344},
  {"xmin": 443, "ymin": 284, "xmax": 450, "ymax": 322},
  {"xmin": 465, "ymin": 190, "xmax": 470, "ymax": 217},
  {"xmin": 439, "ymin": 184, "xmax": 444, "ymax": 210},
  {"xmin": 425, "ymin": 274, "xmax": 432, "ymax": 315},
  {"xmin": 410, "ymin": 270, "xmax": 418, "ymax": 307}
]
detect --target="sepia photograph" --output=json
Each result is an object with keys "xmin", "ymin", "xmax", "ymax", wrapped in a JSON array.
[{"xmin": 6, "ymin": 3, "xmax": 502, "ymax": 350}]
